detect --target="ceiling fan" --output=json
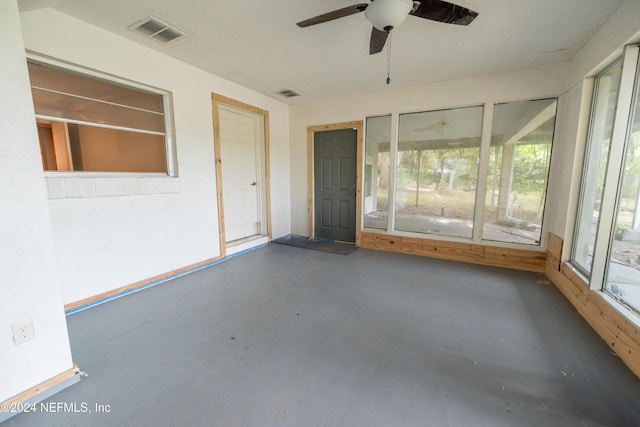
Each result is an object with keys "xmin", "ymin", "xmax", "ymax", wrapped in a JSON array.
[{"xmin": 296, "ymin": 0, "xmax": 479, "ymax": 55}]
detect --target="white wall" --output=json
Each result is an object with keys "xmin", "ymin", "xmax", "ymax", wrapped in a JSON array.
[
  {"xmin": 567, "ymin": 0, "xmax": 640, "ymax": 85},
  {"xmin": 543, "ymin": 81, "xmax": 591, "ymax": 241},
  {"xmin": 19, "ymin": 8, "xmax": 291, "ymax": 304},
  {"xmin": 289, "ymin": 63, "xmax": 569, "ymax": 239},
  {"xmin": 0, "ymin": 1, "xmax": 73, "ymax": 402},
  {"xmin": 544, "ymin": 0, "xmax": 640, "ymax": 248}
]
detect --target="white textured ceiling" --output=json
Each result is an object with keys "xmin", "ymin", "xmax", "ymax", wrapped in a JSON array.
[{"xmin": 18, "ymin": 0, "xmax": 624, "ymax": 104}]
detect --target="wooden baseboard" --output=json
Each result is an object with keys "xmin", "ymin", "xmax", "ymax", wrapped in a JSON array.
[
  {"xmin": 65, "ymin": 256, "xmax": 222, "ymax": 313},
  {"xmin": 1, "ymin": 365, "xmax": 79, "ymax": 411},
  {"xmin": 545, "ymin": 233, "xmax": 640, "ymax": 379},
  {"xmin": 546, "ymin": 232, "xmax": 563, "ymax": 272},
  {"xmin": 360, "ymin": 232, "xmax": 546, "ymax": 272}
]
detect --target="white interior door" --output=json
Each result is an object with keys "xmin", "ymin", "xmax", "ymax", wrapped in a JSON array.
[{"xmin": 219, "ymin": 106, "xmax": 262, "ymax": 242}]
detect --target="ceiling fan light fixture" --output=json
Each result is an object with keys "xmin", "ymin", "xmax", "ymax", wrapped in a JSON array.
[{"xmin": 365, "ymin": 0, "xmax": 413, "ymax": 31}]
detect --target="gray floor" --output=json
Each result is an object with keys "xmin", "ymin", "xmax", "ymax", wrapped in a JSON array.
[{"xmin": 7, "ymin": 245, "xmax": 640, "ymax": 426}]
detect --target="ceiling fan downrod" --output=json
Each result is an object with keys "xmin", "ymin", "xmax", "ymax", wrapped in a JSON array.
[{"xmin": 386, "ymin": 30, "xmax": 392, "ymax": 85}]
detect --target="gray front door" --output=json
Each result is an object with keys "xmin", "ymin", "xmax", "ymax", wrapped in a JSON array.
[{"xmin": 314, "ymin": 129, "xmax": 357, "ymax": 242}]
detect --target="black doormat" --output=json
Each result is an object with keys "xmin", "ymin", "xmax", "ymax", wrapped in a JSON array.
[{"xmin": 272, "ymin": 235, "xmax": 358, "ymax": 255}]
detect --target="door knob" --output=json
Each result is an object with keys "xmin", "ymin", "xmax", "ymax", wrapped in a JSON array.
[{"xmin": 251, "ymin": 181, "xmax": 257, "ymax": 186}]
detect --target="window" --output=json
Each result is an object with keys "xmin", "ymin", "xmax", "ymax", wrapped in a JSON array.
[
  {"xmin": 483, "ymin": 99, "xmax": 557, "ymax": 245},
  {"xmin": 395, "ymin": 106, "xmax": 483, "ymax": 238},
  {"xmin": 572, "ymin": 61, "xmax": 622, "ymax": 274},
  {"xmin": 364, "ymin": 115, "xmax": 392, "ymax": 230},
  {"xmin": 28, "ymin": 59, "xmax": 174, "ymax": 174},
  {"xmin": 572, "ymin": 45, "xmax": 640, "ymax": 315},
  {"xmin": 363, "ymin": 99, "xmax": 557, "ymax": 246},
  {"xmin": 606, "ymin": 87, "xmax": 640, "ymax": 309}
]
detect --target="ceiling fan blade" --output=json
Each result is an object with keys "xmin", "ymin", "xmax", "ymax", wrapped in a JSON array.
[
  {"xmin": 411, "ymin": 0, "xmax": 478, "ymax": 25},
  {"xmin": 296, "ymin": 3, "xmax": 369, "ymax": 28},
  {"xmin": 370, "ymin": 27, "xmax": 389, "ymax": 55}
]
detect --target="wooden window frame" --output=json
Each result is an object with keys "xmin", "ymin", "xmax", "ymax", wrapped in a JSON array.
[{"xmin": 27, "ymin": 54, "xmax": 177, "ymax": 176}]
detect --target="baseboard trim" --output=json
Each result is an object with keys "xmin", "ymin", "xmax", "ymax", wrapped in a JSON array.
[
  {"xmin": 0, "ymin": 365, "xmax": 81, "ymax": 423},
  {"xmin": 545, "ymin": 233, "xmax": 640, "ymax": 379},
  {"xmin": 64, "ymin": 256, "xmax": 223, "ymax": 315},
  {"xmin": 360, "ymin": 231, "xmax": 546, "ymax": 272},
  {"xmin": 64, "ymin": 242, "xmax": 271, "ymax": 315}
]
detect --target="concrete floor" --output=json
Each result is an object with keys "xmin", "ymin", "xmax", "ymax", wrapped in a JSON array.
[{"xmin": 7, "ymin": 245, "xmax": 640, "ymax": 426}]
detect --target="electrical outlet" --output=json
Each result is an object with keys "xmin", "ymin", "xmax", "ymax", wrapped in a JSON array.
[{"xmin": 12, "ymin": 319, "xmax": 35, "ymax": 345}]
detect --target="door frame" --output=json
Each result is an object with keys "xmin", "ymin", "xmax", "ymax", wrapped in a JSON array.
[
  {"xmin": 212, "ymin": 93, "xmax": 272, "ymax": 257},
  {"xmin": 307, "ymin": 121, "xmax": 364, "ymax": 245}
]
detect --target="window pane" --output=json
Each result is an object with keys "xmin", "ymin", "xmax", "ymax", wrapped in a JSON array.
[
  {"xmin": 395, "ymin": 106, "xmax": 483, "ymax": 238},
  {"xmin": 32, "ymin": 88, "xmax": 165, "ymax": 133},
  {"xmin": 482, "ymin": 99, "xmax": 557, "ymax": 245},
  {"xmin": 37, "ymin": 123, "xmax": 57, "ymax": 170},
  {"xmin": 28, "ymin": 59, "xmax": 171, "ymax": 174},
  {"xmin": 364, "ymin": 115, "xmax": 392, "ymax": 230},
  {"xmin": 28, "ymin": 61, "xmax": 164, "ymax": 113},
  {"xmin": 68, "ymin": 124, "xmax": 167, "ymax": 173},
  {"xmin": 605, "ymin": 71, "xmax": 640, "ymax": 313},
  {"xmin": 572, "ymin": 61, "xmax": 623, "ymax": 274}
]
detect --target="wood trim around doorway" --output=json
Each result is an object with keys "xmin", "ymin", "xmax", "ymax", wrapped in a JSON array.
[
  {"xmin": 211, "ymin": 93, "xmax": 272, "ymax": 258},
  {"xmin": 307, "ymin": 121, "xmax": 364, "ymax": 246}
]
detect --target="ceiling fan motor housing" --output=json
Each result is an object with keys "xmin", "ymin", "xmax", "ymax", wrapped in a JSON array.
[{"xmin": 365, "ymin": 0, "xmax": 414, "ymax": 32}]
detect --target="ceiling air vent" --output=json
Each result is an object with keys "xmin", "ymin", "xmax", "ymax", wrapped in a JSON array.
[
  {"xmin": 275, "ymin": 89, "xmax": 302, "ymax": 98},
  {"xmin": 130, "ymin": 17, "xmax": 184, "ymax": 43}
]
